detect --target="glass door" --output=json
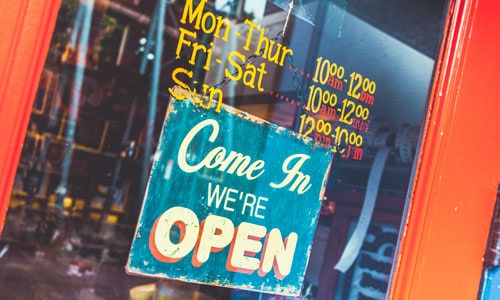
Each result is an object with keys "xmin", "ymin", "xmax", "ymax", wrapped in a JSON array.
[{"xmin": 0, "ymin": 0, "xmax": 449, "ymax": 299}]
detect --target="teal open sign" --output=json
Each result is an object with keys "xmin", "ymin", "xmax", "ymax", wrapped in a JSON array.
[{"xmin": 126, "ymin": 96, "xmax": 332, "ymax": 296}]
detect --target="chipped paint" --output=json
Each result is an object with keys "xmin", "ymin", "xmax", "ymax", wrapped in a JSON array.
[{"xmin": 127, "ymin": 96, "xmax": 332, "ymax": 296}]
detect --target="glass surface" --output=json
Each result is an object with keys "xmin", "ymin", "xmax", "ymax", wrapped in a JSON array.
[{"xmin": 1, "ymin": 0, "xmax": 447, "ymax": 299}]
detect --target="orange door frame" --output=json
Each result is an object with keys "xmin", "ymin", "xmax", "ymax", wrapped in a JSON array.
[
  {"xmin": 0, "ymin": 0, "xmax": 61, "ymax": 234},
  {"xmin": 0, "ymin": 0, "xmax": 499, "ymax": 298},
  {"xmin": 389, "ymin": 0, "xmax": 500, "ymax": 298}
]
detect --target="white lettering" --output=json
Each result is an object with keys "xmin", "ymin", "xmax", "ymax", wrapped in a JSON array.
[
  {"xmin": 149, "ymin": 207, "xmax": 297, "ymax": 278},
  {"xmin": 177, "ymin": 119, "xmax": 265, "ymax": 180},
  {"xmin": 258, "ymin": 229, "xmax": 298, "ymax": 279},
  {"xmin": 227, "ymin": 222, "xmax": 266, "ymax": 274},
  {"xmin": 193, "ymin": 214, "xmax": 234, "ymax": 266},
  {"xmin": 150, "ymin": 207, "xmax": 199, "ymax": 263},
  {"xmin": 270, "ymin": 154, "xmax": 312, "ymax": 194}
]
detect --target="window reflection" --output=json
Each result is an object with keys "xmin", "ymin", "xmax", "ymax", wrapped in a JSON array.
[{"xmin": 2, "ymin": 0, "xmax": 446, "ymax": 299}]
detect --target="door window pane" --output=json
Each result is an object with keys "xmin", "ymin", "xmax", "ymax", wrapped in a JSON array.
[{"xmin": 2, "ymin": 0, "xmax": 447, "ymax": 299}]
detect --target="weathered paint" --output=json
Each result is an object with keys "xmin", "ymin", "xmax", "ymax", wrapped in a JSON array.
[{"xmin": 126, "ymin": 96, "xmax": 332, "ymax": 296}]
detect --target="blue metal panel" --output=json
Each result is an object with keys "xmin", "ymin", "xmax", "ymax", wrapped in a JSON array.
[
  {"xmin": 480, "ymin": 268, "xmax": 500, "ymax": 299},
  {"xmin": 127, "ymin": 97, "xmax": 333, "ymax": 296}
]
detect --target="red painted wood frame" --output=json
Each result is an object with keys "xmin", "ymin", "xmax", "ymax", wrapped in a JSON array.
[
  {"xmin": 0, "ymin": 0, "xmax": 499, "ymax": 298},
  {"xmin": 0, "ymin": 0, "xmax": 61, "ymax": 234},
  {"xmin": 389, "ymin": 0, "xmax": 500, "ymax": 298}
]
